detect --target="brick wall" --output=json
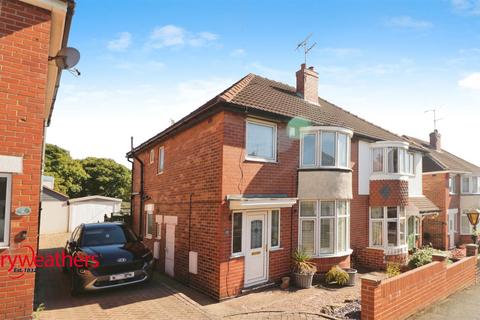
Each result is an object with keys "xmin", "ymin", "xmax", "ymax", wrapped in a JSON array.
[
  {"xmin": 369, "ymin": 180, "xmax": 409, "ymax": 207},
  {"xmin": 131, "ymin": 111, "xmax": 225, "ymax": 299},
  {"xmin": 0, "ymin": 1, "xmax": 51, "ymax": 319},
  {"xmin": 361, "ymin": 255, "xmax": 476, "ymax": 320}
]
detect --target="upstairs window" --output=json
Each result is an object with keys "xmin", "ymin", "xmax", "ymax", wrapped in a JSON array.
[
  {"xmin": 246, "ymin": 119, "xmax": 277, "ymax": 162},
  {"xmin": 461, "ymin": 175, "xmax": 480, "ymax": 194},
  {"xmin": 371, "ymin": 145, "xmax": 414, "ymax": 176},
  {"xmin": 300, "ymin": 128, "xmax": 352, "ymax": 169},
  {"xmin": 149, "ymin": 149, "xmax": 155, "ymax": 164},
  {"xmin": 449, "ymin": 175, "xmax": 457, "ymax": 194},
  {"xmin": 158, "ymin": 146, "xmax": 165, "ymax": 174}
]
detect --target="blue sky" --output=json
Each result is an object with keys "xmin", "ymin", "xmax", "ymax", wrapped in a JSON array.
[{"xmin": 48, "ymin": 0, "xmax": 480, "ymax": 166}]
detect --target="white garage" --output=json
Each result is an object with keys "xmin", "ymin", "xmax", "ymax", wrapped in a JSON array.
[
  {"xmin": 40, "ymin": 187, "xmax": 70, "ymax": 234},
  {"xmin": 68, "ymin": 196, "xmax": 122, "ymax": 232}
]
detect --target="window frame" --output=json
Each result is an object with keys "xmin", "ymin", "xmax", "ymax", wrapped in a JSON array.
[
  {"xmin": 371, "ymin": 146, "xmax": 415, "ymax": 176},
  {"xmin": 270, "ymin": 209, "xmax": 281, "ymax": 249},
  {"xmin": 461, "ymin": 175, "xmax": 480, "ymax": 194},
  {"xmin": 158, "ymin": 146, "xmax": 165, "ymax": 174},
  {"xmin": 461, "ymin": 210, "xmax": 475, "ymax": 235},
  {"xmin": 245, "ymin": 118, "xmax": 277, "ymax": 163},
  {"xmin": 145, "ymin": 209, "xmax": 154, "ymax": 239},
  {"xmin": 449, "ymin": 174, "xmax": 457, "ymax": 194},
  {"xmin": 298, "ymin": 200, "xmax": 351, "ymax": 257},
  {"xmin": 299, "ymin": 128, "xmax": 352, "ymax": 170},
  {"xmin": 231, "ymin": 212, "xmax": 244, "ymax": 256},
  {"xmin": 0, "ymin": 174, "xmax": 12, "ymax": 248},
  {"xmin": 369, "ymin": 206, "xmax": 407, "ymax": 250},
  {"xmin": 149, "ymin": 149, "xmax": 155, "ymax": 164}
]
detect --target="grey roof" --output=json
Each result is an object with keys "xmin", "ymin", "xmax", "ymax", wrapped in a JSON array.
[{"xmin": 405, "ymin": 136, "xmax": 480, "ymax": 173}]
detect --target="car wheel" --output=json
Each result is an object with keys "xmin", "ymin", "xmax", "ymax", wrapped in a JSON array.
[{"xmin": 70, "ymin": 269, "xmax": 83, "ymax": 296}]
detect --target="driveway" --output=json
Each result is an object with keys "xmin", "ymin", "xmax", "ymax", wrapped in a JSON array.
[{"xmin": 35, "ymin": 234, "xmax": 214, "ymax": 320}]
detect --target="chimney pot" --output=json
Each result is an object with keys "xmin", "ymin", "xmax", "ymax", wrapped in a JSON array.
[
  {"xmin": 296, "ymin": 64, "xmax": 319, "ymax": 105},
  {"xmin": 429, "ymin": 129, "xmax": 441, "ymax": 151}
]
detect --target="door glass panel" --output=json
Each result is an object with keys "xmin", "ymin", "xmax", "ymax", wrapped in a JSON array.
[
  {"xmin": 250, "ymin": 220, "xmax": 263, "ymax": 249},
  {"xmin": 0, "ymin": 177, "xmax": 7, "ymax": 243}
]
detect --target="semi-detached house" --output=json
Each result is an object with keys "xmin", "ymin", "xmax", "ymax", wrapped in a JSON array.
[
  {"xmin": 127, "ymin": 64, "xmax": 440, "ymax": 300},
  {"xmin": 406, "ymin": 132, "xmax": 480, "ymax": 250}
]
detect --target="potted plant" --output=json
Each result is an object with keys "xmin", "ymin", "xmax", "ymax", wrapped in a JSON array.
[
  {"xmin": 291, "ymin": 250, "xmax": 317, "ymax": 289},
  {"xmin": 325, "ymin": 266, "xmax": 349, "ymax": 286},
  {"xmin": 342, "ymin": 267, "xmax": 358, "ymax": 286}
]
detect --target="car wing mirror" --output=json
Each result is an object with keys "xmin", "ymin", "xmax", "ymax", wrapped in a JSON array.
[{"xmin": 69, "ymin": 241, "xmax": 77, "ymax": 249}]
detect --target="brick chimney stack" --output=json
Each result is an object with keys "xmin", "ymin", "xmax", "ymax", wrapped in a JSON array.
[
  {"xmin": 429, "ymin": 129, "xmax": 441, "ymax": 151},
  {"xmin": 296, "ymin": 63, "xmax": 319, "ymax": 105}
]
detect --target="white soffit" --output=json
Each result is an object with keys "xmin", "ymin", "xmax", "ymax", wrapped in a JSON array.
[
  {"xmin": 229, "ymin": 197, "xmax": 297, "ymax": 210},
  {"xmin": 0, "ymin": 155, "xmax": 23, "ymax": 173}
]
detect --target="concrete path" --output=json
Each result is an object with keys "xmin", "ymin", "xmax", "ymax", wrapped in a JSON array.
[{"xmin": 410, "ymin": 282, "xmax": 480, "ymax": 320}]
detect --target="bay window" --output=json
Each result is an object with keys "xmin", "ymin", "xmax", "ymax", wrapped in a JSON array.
[
  {"xmin": 369, "ymin": 206, "xmax": 407, "ymax": 250},
  {"xmin": 371, "ymin": 144, "xmax": 414, "ymax": 176},
  {"xmin": 299, "ymin": 200, "xmax": 350, "ymax": 256},
  {"xmin": 461, "ymin": 211, "xmax": 475, "ymax": 235},
  {"xmin": 246, "ymin": 119, "xmax": 277, "ymax": 162},
  {"xmin": 300, "ymin": 127, "xmax": 352, "ymax": 169},
  {"xmin": 0, "ymin": 174, "xmax": 11, "ymax": 247}
]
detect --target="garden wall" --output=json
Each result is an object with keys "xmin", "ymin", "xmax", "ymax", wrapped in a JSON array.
[{"xmin": 361, "ymin": 255, "xmax": 477, "ymax": 320}]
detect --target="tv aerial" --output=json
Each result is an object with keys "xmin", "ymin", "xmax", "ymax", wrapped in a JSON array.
[
  {"xmin": 425, "ymin": 108, "xmax": 444, "ymax": 130},
  {"xmin": 296, "ymin": 33, "xmax": 316, "ymax": 66},
  {"xmin": 49, "ymin": 47, "xmax": 81, "ymax": 76}
]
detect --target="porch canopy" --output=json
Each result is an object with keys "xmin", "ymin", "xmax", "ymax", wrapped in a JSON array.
[
  {"xmin": 407, "ymin": 196, "xmax": 440, "ymax": 216},
  {"xmin": 227, "ymin": 194, "xmax": 297, "ymax": 210}
]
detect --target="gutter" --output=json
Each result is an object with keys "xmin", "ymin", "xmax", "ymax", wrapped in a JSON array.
[
  {"xmin": 127, "ymin": 137, "xmax": 145, "ymax": 237},
  {"xmin": 47, "ymin": 0, "xmax": 76, "ymax": 126}
]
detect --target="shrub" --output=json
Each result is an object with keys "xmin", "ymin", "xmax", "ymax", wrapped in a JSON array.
[
  {"xmin": 386, "ymin": 262, "xmax": 401, "ymax": 277},
  {"xmin": 325, "ymin": 266, "xmax": 349, "ymax": 285},
  {"xmin": 292, "ymin": 250, "xmax": 317, "ymax": 275},
  {"xmin": 408, "ymin": 246, "xmax": 444, "ymax": 269}
]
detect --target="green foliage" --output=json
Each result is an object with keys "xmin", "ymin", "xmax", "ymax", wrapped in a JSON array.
[
  {"xmin": 44, "ymin": 144, "xmax": 131, "ymax": 201},
  {"xmin": 408, "ymin": 246, "xmax": 444, "ymax": 269},
  {"xmin": 325, "ymin": 266, "xmax": 349, "ymax": 285},
  {"xmin": 33, "ymin": 303, "xmax": 45, "ymax": 320},
  {"xmin": 292, "ymin": 250, "xmax": 317, "ymax": 274},
  {"xmin": 386, "ymin": 262, "xmax": 401, "ymax": 277},
  {"xmin": 44, "ymin": 144, "xmax": 88, "ymax": 197},
  {"xmin": 79, "ymin": 157, "xmax": 131, "ymax": 201}
]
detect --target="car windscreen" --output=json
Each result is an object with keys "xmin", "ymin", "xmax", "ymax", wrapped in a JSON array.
[{"xmin": 81, "ymin": 225, "xmax": 136, "ymax": 246}]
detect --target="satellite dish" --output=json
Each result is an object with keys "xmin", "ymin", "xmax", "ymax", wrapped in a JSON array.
[{"xmin": 50, "ymin": 47, "xmax": 80, "ymax": 69}]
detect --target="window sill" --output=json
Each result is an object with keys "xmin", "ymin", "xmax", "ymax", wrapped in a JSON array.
[
  {"xmin": 298, "ymin": 167, "xmax": 352, "ymax": 172},
  {"xmin": 0, "ymin": 246, "xmax": 9, "ymax": 250},
  {"xmin": 244, "ymin": 156, "xmax": 277, "ymax": 164},
  {"xmin": 310, "ymin": 249, "xmax": 353, "ymax": 258},
  {"xmin": 145, "ymin": 234, "xmax": 153, "ymax": 240},
  {"xmin": 156, "ymin": 172, "xmax": 164, "ymax": 176},
  {"xmin": 230, "ymin": 254, "xmax": 244, "ymax": 259},
  {"xmin": 269, "ymin": 247, "xmax": 283, "ymax": 252}
]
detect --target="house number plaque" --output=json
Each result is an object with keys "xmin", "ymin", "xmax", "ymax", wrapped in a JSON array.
[{"xmin": 15, "ymin": 207, "xmax": 31, "ymax": 216}]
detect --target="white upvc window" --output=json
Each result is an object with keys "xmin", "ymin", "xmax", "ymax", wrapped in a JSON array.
[
  {"xmin": 246, "ymin": 119, "xmax": 277, "ymax": 162},
  {"xmin": 299, "ymin": 200, "xmax": 350, "ymax": 257},
  {"xmin": 0, "ymin": 174, "xmax": 12, "ymax": 248},
  {"xmin": 461, "ymin": 210, "xmax": 476, "ymax": 235},
  {"xmin": 149, "ymin": 149, "xmax": 155, "ymax": 164},
  {"xmin": 299, "ymin": 127, "xmax": 352, "ymax": 170},
  {"xmin": 369, "ymin": 206, "xmax": 407, "ymax": 250},
  {"xmin": 370, "ymin": 145, "xmax": 413, "ymax": 176},
  {"xmin": 232, "ymin": 212, "xmax": 243, "ymax": 255},
  {"xmin": 461, "ymin": 175, "xmax": 480, "ymax": 194},
  {"xmin": 145, "ymin": 210, "xmax": 155, "ymax": 239},
  {"xmin": 449, "ymin": 174, "xmax": 457, "ymax": 194},
  {"xmin": 158, "ymin": 146, "xmax": 165, "ymax": 174}
]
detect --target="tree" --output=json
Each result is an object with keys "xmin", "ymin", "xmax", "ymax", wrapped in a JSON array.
[
  {"xmin": 79, "ymin": 157, "xmax": 131, "ymax": 201},
  {"xmin": 44, "ymin": 144, "xmax": 88, "ymax": 197},
  {"xmin": 44, "ymin": 144, "xmax": 131, "ymax": 201}
]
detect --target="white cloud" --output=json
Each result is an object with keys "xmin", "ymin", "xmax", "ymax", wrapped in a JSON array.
[
  {"xmin": 318, "ymin": 47, "xmax": 362, "ymax": 58},
  {"xmin": 230, "ymin": 48, "xmax": 246, "ymax": 57},
  {"xmin": 459, "ymin": 72, "xmax": 480, "ymax": 90},
  {"xmin": 148, "ymin": 25, "xmax": 218, "ymax": 48},
  {"xmin": 107, "ymin": 32, "xmax": 132, "ymax": 51},
  {"xmin": 451, "ymin": 0, "xmax": 480, "ymax": 15},
  {"xmin": 386, "ymin": 16, "xmax": 433, "ymax": 29}
]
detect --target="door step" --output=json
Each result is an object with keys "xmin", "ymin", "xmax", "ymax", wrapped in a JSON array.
[{"xmin": 241, "ymin": 282, "xmax": 276, "ymax": 294}]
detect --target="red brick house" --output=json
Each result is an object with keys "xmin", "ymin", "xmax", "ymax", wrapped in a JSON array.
[
  {"xmin": 0, "ymin": 0, "xmax": 74, "ymax": 318},
  {"xmin": 128, "ymin": 64, "xmax": 439, "ymax": 300},
  {"xmin": 406, "ymin": 132, "xmax": 480, "ymax": 250}
]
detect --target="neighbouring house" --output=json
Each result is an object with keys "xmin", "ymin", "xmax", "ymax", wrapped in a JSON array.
[
  {"xmin": 127, "ymin": 64, "xmax": 439, "ymax": 300},
  {"xmin": 405, "ymin": 131, "xmax": 480, "ymax": 250},
  {"xmin": 0, "ymin": 0, "xmax": 74, "ymax": 318}
]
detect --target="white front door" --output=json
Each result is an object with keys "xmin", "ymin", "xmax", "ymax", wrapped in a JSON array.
[
  {"xmin": 244, "ymin": 212, "xmax": 268, "ymax": 286},
  {"xmin": 448, "ymin": 210, "xmax": 457, "ymax": 249},
  {"xmin": 165, "ymin": 224, "xmax": 175, "ymax": 277}
]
